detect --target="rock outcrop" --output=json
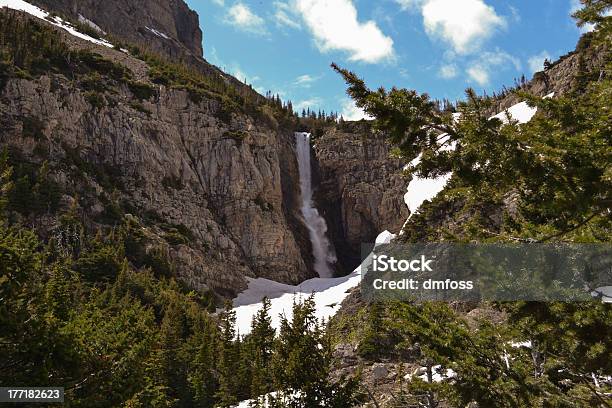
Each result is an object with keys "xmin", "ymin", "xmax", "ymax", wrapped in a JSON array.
[
  {"xmin": 313, "ymin": 122, "xmax": 409, "ymax": 272},
  {"xmin": 0, "ymin": 4, "xmax": 412, "ymax": 299},
  {"xmin": 32, "ymin": 0, "xmax": 203, "ymax": 61},
  {"xmin": 0, "ymin": 12, "xmax": 314, "ymax": 297}
]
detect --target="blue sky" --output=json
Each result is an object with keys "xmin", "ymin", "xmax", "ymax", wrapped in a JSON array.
[{"xmin": 185, "ymin": 0, "xmax": 587, "ymax": 119}]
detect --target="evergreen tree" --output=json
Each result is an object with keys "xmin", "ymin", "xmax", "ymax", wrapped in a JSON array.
[
  {"xmin": 187, "ymin": 310, "xmax": 218, "ymax": 407},
  {"xmin": 216, "ymin": 302, "xmax": 240, "ymax": 407},
  {"xmin": 246, "ymin": 297, "xmax": 275, "ymax": 400},
  {"xmin": 270, "ymin": 296, "xmax": 361, "ymax": 407}
]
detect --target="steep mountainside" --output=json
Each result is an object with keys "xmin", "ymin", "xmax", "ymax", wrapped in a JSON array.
[
  {"xmin": 0, "ymin": 3, "xmax": 409, "ymax": 298},
  {"xmin": 0, "ymin": 8, "xmax": 317, "ymax": 297},
  {"xmin": 32, "ymin": 0, "xmax": 203, "ymax": 60},
  {"xmin": 314, "ymin": 122, "xmax": 409, "ymax": 272}
]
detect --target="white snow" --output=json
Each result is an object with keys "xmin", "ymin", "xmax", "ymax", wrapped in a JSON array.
[
  {"xmin": 490, "ymin": 101, "xmax": 537, "ymax": 124},
  {"xmin": 0, "ymin": 0, "xmax": 113, "ymax": 48},
  {"xmin": 234, "ymin": 391, "xmax": 302, "ymax": 407},
  {"xmin": 402, "ymin": 97, "xmax": 551, "ymax": 217},
  {"xmin": 510, "ymin": 340, "xmax": 532, "ymax": 348},
  {"xmin": 146, "ymin": 26, "xmax": 170, "ymax": 40},
  {"xmin": 233, "ymin": 230, "xmax": 395, "ymax": 335},
  {"xmin": 404, "ymin": 173, "xmax": 452, "ymax": 214},
  {"xmin": 405, "ymin": 365, "xmax": 457, "ymax": 383},
  {"xmin": 78, "ymin": 13, "xmax": 105, "ymax": 34},
  {"xmin": 592, "ymin": 286, "xmax": 612, "ymax": 303}
]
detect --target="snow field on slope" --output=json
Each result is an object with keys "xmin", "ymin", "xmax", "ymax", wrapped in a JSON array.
[
  {"xmin": 1, "ymin": 0, "xmax": 115, "ymax": 47},
  {"xmin": 402, "ymin": 97, "xmax": 552, "ymax": 217},
  {"xmin": 232, "ymin": 230, "xmax": 396, "ymax": 335}
]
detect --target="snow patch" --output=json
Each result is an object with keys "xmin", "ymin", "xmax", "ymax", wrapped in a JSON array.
[
  {"xmin": 232, "ymin": 230, "xmax": 395, "ymax": 335},
  {"xmin": 78, "ymin": 13, "xmax": 105, "ymax": 34},
  {"xmin": 402, "ymin": 97, "xmax": 549, "ymax": 218},
  {"xmin": 405, "ymin": 365, "xmax": 457, "ymax": 383},
  {"xmin": 146, "ymin": 26, "xmax": 170, "ymax": 40},
  {"xmin": 0, "ymin": 0, "xmax": 113, "ymax": 48}
]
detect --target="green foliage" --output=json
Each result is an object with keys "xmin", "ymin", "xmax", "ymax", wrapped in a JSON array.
[
  {"xmin": 356, "ymin": 302, "xmax": 385, "ymax": 359},
  {"xmin": 128, "ymin": 81, "xmax": 156, "ymax": 100},
  {"xmin": 85, "ymin": 90, "xmax": 106, "ymax": 109},
  {"xmin": 74, "ymin": 233, "xmax": 123, "ymax": 282},
  {"xmin": 0, "ymin": 149, "xmax": 13, "ymax": 217},
  {"xmin": 245, "ymin": 297, "xmax": 275, "ymax": 397},
  {"xmin": 224, "ymin": 130, "xmax": 249, "ymax": 146},
  {"xmin": 6, "ymin": 158, "xmax": 61, "ymax": 217},
  {"xmin": 269, "ymin": 296, "xmax": 362, "ymax": 407},
  {"xmin": 332, "ymin": 3, "xmax": 611, "ymax": 405},
  {"xmin": 215, "ymin": 303, "xmax": 242, "ymax": 406}
]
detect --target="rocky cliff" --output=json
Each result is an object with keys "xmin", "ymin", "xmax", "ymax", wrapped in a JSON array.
[
  {"xmin": 0, "ymin": 9, "xmax": 317, "ymax": 298},
  {"xmin": 0, "ymin": 2, "xmax": 411, "ymax": 299},
  {"xmin": 32, "ymin": 0, "xmax": 203, "ymax": 61},
  {"xmin": 313, "ymin": 122, "xmax": 409, "ymax": 272}
]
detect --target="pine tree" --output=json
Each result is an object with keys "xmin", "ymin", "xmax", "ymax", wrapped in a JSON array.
[
  {"xmin": 216, "ymin": 302, "xmax": 240, "ymax": 407},
  {"xmin": 247, "ymin": 297, "xmax": 275, "ymax": 399},
  {"xmin": 187, "ymin": 312, "xmax": 218, "ymax": 407},
  {"xmin": 0, "ymin": 148, "xmax": 12, "ymax": 218},
  {"xmin": 270, "ymin": 296, "xmax": 361, "ymax": 407}
]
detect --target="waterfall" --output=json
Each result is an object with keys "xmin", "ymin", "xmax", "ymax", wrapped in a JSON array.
[{"xmin": 295, "ymin": 132, "xmax": 337, "ymax": 278}]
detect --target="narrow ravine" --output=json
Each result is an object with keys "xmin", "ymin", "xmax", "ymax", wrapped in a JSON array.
[{"xmin": 295, "ymin": 132, "xmax": 337, "ymax": 278}]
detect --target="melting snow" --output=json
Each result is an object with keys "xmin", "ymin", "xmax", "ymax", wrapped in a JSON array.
[
  {"xmin": 403, "ymin": 97, "xmax": 552, "ymax": 217},
  {"xmin": 146, "ymin": 26, "xmax": 170, "ymax": 40},
  {"xmin": 0, "ymin": 0, "xmax": 113, "ymax": 48},
  {"xmin": 233, "ymin": 230, "xmax": 395, "ymax": 335},
  {"xmin": 78, "ymin": 13, "xmax": 105, "ymax": 34},
  {"xmin": 405, "ymin": 365, "xmax": 457, "ymax": 383}
]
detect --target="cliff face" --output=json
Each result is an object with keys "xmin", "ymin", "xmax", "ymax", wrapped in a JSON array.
[
  {"xmin": 0, "ymin": 11, "xmax": 316, "ymax": 297},
  {"xmin": 313, "ymin": 122, "xmax": 409, "ymax": 272},
  {"xmin": 32, "ymin": 0, "xmax": 203, "ymax": 60},
  {"xmin": 0, "ymin": 3, "xmax": 411, "ymax": 298}
]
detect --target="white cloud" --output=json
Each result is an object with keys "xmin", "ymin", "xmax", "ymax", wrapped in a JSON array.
[
  {"xmin": 466, "ymin": 49, "xmax": 520, "ymax": 86},
  {"xmin": 481, "ymin": 49, "xmax": 521, "ymax": 71},
  {"xmin": 340, "ymin": 98, "xmax": 373, "ymax": 121},
  {"xmin": 274, "ymin": 1, "xmax": 301, "ymax": 29},
  {"xmin": 295, "ymin": 97, "xmax": 324, "ymax": 111},
  {"xmin": 467, "ymin": 66, "xmax": 489, "ymax": 86},
  {"xmin": 401, "ymin": 0, "xmax": 506, "ymax": 54},
  {"xmin": 294, "ymin": 74, "xmax": 320, "ymax": 87},
  {"xmin": 293, "ymin": 0, "xmax": 395, "ymax": 63},
  {"xmin": 395, "ymin": 0, "xmax": 426, "ymax": 10},
  {"xmin": 211, "ymin": 0, "xmax": 225, "ymax": 6},
  {"xmin": 527, "ymin": 51, "xmax": 551, "ymax": 73},
  {"xmin": 509, "ymin": 5, "xmax": 521, "ymax": 23},
  {"xmin": 225, "ymin": 3, "xmax": 267, "ymax": 34},
  {"xmin": 439, "ymin": 63, "xmax": 458, "ymax": 79}
]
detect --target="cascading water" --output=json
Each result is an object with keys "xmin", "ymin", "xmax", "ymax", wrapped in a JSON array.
[{"xmin": 295, "ymin": 132, "xmax": 337, "ymax": 278}]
